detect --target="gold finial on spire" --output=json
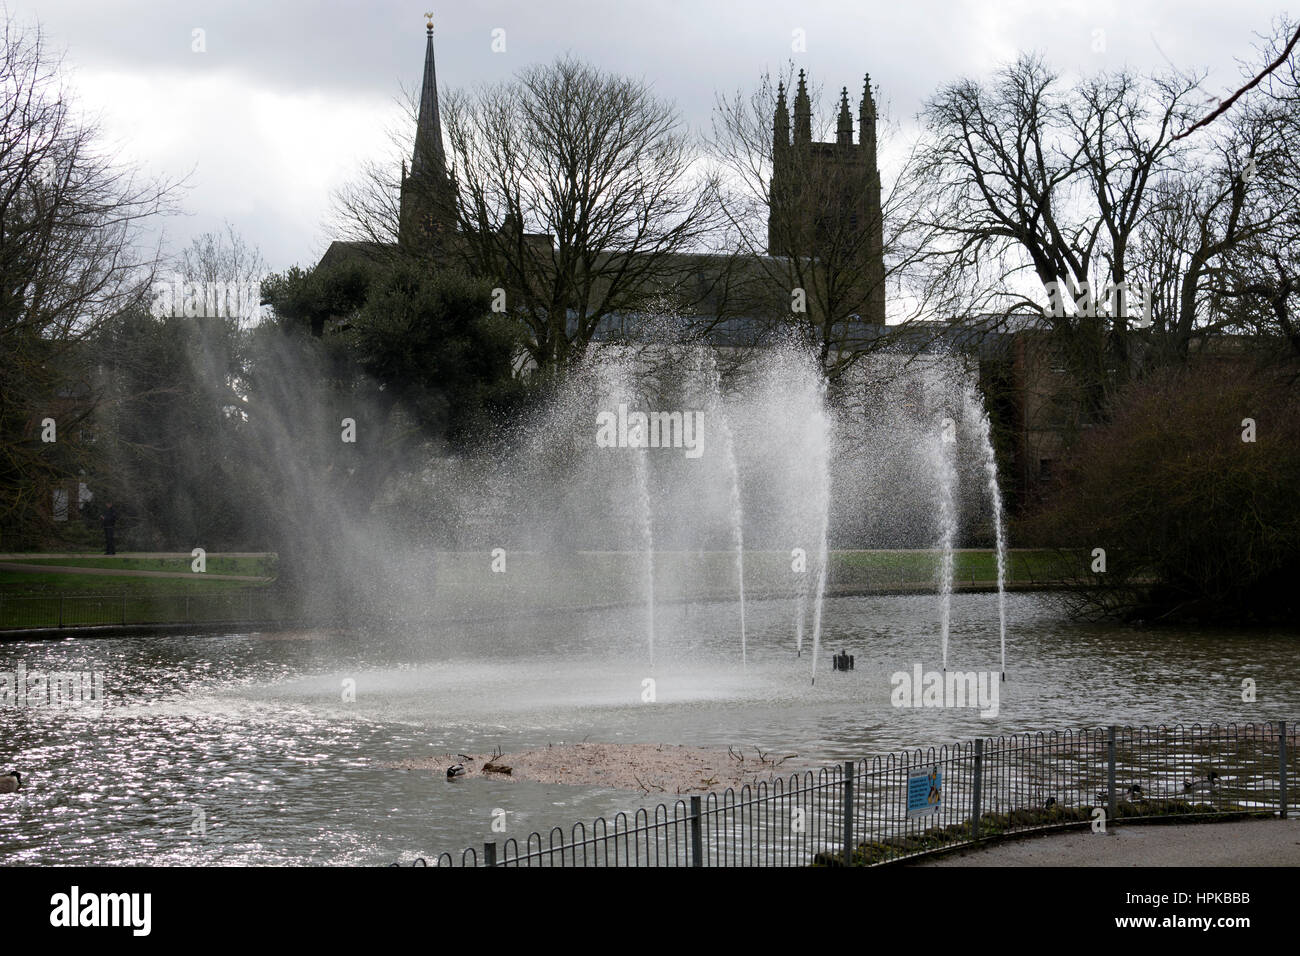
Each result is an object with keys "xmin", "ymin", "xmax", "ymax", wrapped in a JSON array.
[{"xmin": 424, "ymin": 11, "xmax": 434, "ymax": 32}]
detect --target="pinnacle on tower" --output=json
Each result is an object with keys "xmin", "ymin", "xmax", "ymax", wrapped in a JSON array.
[
  {"xmin": 859, "ymin": 73, "xmax": 877, "ymax": 155},
  {"xmin": 773, "ymin": 81, "xmax": 790, "ymax": 152},
  {"xmin": 859, "ymin": 74, "xmax": 876, "ymax": 120},
  {"xmin": 793, "ymin": 69, "xmax": 811, "ymax": 144},
  {"xmin": 836, "ymin": 87, "xmax": 853, "ymax": 145}
]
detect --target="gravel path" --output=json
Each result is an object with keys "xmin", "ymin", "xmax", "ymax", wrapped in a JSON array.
[{"xmin": 910, "ymin": 817, "xmax": 1300, "ymax": 866}]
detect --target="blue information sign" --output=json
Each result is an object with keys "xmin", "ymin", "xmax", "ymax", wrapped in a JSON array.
[{"xmin": 907, "ymin": 765, "xmax": 942, "ymax": 818}]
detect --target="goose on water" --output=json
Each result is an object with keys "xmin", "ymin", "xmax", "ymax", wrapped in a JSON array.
[{"xmin": 0, "ymin": 771, "xmax": 21, "ymax": 794}]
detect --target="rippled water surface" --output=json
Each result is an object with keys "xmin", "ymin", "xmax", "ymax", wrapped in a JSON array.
[{"xmin": 0, "ymin": 592, "xmax": 1296, "ymax": 865}]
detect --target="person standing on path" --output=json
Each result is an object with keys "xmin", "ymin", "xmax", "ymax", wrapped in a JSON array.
[{"xmin": 102, "ymin": 502, "xmax": 117, "ymax": 555}]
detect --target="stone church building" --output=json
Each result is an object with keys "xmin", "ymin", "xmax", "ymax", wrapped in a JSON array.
[
  {"xmin": 321, "ymin": 19, "xmax": 887, "ymax": 330},
  {"xmin": 316, "ymin": 19, "xmax": 1099, "ymax": 511},
  {"xmin": 768, "ymin": 69, "xmax": 886, "ymax": 326}
]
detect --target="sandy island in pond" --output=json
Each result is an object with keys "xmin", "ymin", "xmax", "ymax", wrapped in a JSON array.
[{"xmin": 390, "ymin": 743, "xmax": 808, "ymax": 794}]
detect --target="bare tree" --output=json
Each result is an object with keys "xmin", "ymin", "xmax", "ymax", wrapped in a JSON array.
[
  {"xmin": 0, "ymin": 14, "xmax": 177, "ymax": 543},
  {"xmin": 918, "ymin": 55, "xmax": 1205, "ymax": 412},
  {"xmin": 327, "ymin": 116, "xmax": 409, "ymax": 261},
  {"xmin": 1207, "ymin": 17, "xmax": 1300, "ymax": 360},
  {"xmin": 442, "ymin": 55, "xmax": 727, "ymax": 373},
  {"xmin": 1128, "ymin": 104, "xmax": 1290, "ymax": 368},
  {"xmin": 177, "ymin": 223, "xmax": 266, "ymax": 324}
]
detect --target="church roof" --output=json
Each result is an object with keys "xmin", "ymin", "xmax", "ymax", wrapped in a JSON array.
[{"xmin": 317, "ymin": 240, "xmax": 393, "ymax": 271}]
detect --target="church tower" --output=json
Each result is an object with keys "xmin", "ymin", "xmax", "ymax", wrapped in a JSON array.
[
  {"xmin": 399, "ymin": 14, "xmax": 457, "ymax": 251},
  {"xmin": 768, "ymin": 70, "xmax": 886, "ymax": 325}
]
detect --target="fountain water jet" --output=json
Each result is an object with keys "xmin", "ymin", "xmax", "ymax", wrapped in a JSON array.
[
  {"xmin": 809, "ymin": 404, "xmax": 832, "ymax": 684},
  {"xmin": 722, "ymin": 424, "xmax": 747, "ymax": 667},
  {"xmin": 703, "ymin": 351, "xmax": 747, "ymax": 666},
  {"xmin": 633, "ymin": 435, "xmax": 656, "ymax": 670},
  {"xmin": 794, "ymin": 591, "xmax": 806, "ymax": 657},
  {"xmin": 932, "ymin": 415, "xmax": 957, "ymax": 672},
  {"xmin": 966, "ymin": 391, "xmax": 1009, "ymax": 679}
]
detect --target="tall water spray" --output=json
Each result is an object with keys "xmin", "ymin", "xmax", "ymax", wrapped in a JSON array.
[
  {"xmin": 701, "ymin": 351, "xmax": 747, "ymax": 666},
  {"xmin": 597, "ymin": 348, "xmax": 658, "ymax": 670},
  {"xmin": 633, "ymin": 432, "xmax": 656, "ymax": 669},
  {"xmin": 794, "ymin": 590, "xmax": 806, "ymax": 657},
  {"xmin": 966, "ymin": 393, "xmax": 1009, "ymax": 679},
  {"xmin": 739, "ymin": 341, "xmax": 832, "ymax": 671},
  {"xmin": 933, "ymin": 417, "xmax": 958, "ymax": 671},
  {"xmin": 808, "ymin": 401, "xmax": 833, "ymax": 684},
  {"xmin": 721, "ymin": 420, "xmax": 747, "ymax": 666}
]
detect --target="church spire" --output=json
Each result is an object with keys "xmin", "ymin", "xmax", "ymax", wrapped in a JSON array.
[
  {"xmin": 793, "ymin": 69, "xmax": 811, "ymax": 144},
  {"xmin": 411, "ymin": 12, "xmax": 445, "ymax": 177},
  {"xmin": 401, "ymin": 12, "xmax": 456, "ymax": 249}
]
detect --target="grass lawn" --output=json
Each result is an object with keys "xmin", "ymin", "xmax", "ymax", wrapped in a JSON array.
[
  {"xmin": 9, "ymin": 555, "xmax": 276, "ymax": 577},
  {"xmin": 0, "ymin": 554, "xmax": 281, "ymax": 629},
  {"xmin": 0, "ymin": 548, "xmax": 1076, "ymax": 632},
  {"xmin": 0, "ymin": 572, "xmax": 266, "ymax": 594},
  {"xmin": 0, "ymin": 586, "xmax": 289, "ymax": 629},
  {"xmin": 834, "ymin": 549, "xmax": 1073, "ymax": 583}
]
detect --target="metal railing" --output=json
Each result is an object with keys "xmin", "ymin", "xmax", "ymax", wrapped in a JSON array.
[{"xmin": 429, "ymin": 721, "xmax": 1296, "ymax": 867}]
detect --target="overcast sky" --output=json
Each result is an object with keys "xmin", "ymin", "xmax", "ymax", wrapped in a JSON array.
[{"xmin": 13, "ymin": 0, "xmax": 1295, "ymax": 272}]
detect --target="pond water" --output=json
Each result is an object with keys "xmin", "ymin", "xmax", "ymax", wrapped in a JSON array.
[{"xmin": 0, "ymin": 591, "xmax": 1295, "ymax": 865}]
